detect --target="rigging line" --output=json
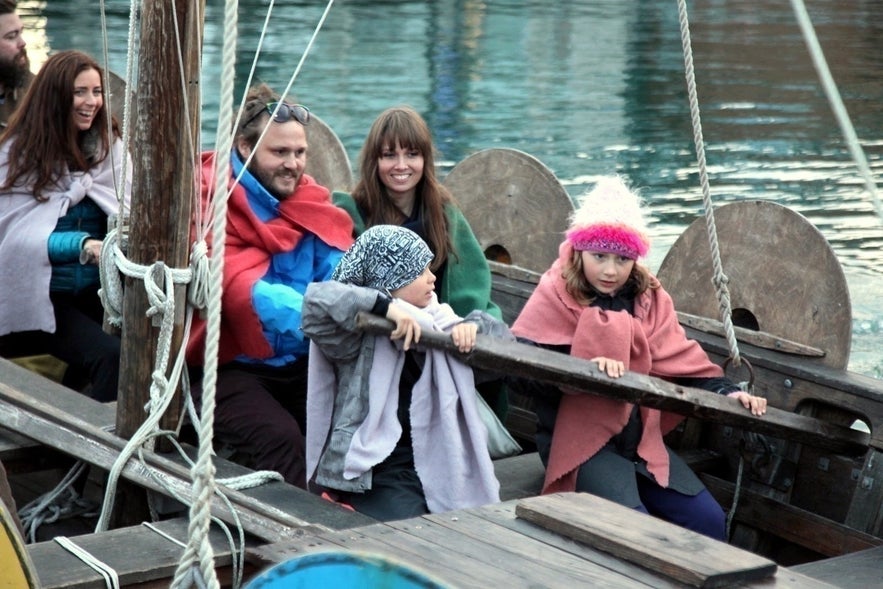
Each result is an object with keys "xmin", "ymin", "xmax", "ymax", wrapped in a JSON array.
[
  {"xmin": 97, "ymin": 0, "xmax": 128, "ymax": 212},
  {"xmin": 98, "ymin": 0, "xmax": 140, "ymax": 217},
  {"xmin": 171, "ymin": 0, "xmax": 240, "ymax": 584},
  {"xmin": 789, "ymin": 0, "xmax": 883, "ymax": 220},
  {"xmin": 200, "ymin": 0, "xmax": 278, "ymax": 237},
  {"xmin": 230, "ymin": 0, "xmax": 337, "ymax": 197},
  {"xmin": 676, "ymin": 0, "xmax": 742, "ymax": 367}
]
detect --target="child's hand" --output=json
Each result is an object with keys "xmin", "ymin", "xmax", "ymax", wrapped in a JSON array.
[
  {"xmin": 451, "ymin": 322, "xmax": 478, "ymax": 353},
  {"xmin": 386, "ymin": 303, "xmax": 421, "ymax": 350},
  {"xmin": 727, "ymin": 391, "xmax": 768, "ymax": 416},
  {"xmin": 591, "ymin": 356, "xmax": 625, "ymax": 378}
]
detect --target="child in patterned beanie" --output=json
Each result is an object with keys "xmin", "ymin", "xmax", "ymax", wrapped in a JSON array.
[{"xmin": 302, "ymin": 225, "xmax": 506, "ymax": 521}]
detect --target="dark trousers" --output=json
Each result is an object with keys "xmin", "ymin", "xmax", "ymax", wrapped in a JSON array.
[
  {"xmin": 190, "ymin": 359, "xmax": 309, "ymax": 489},
  {"xmin": 337, "ymin": 444, "xmax": 429, "ymax": 522},
  {"xmin": 0, "ymin": 291, "xmax": 120, "ymax": 402},
  {"xmin": 574, "ymin": 446, "xmax": 726, "ymax": 541}
]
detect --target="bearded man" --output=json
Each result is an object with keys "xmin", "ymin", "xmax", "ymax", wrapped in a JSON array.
[
  {"xmin": 0, "ymin": 1, "xmax": 31, "ymax": 127},
  {"xmin": 186, "ymin": 83, "xmax": 354, "ymax": 490}
]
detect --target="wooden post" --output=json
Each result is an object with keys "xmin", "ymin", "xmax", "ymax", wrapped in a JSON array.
[{"xmin": 112, "ymin": 0, "xmax": 204, "ymax": 526}]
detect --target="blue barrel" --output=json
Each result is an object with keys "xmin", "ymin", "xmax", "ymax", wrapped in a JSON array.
[{"xmin": 245, "ymin": 551, "xmax": 451, "ymax": 589}]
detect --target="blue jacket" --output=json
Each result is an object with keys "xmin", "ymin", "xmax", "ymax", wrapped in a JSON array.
[
  {"xmin": 233, "ymin": 152, "xmax": 344, "ymax": 366},
  {"xmin": 48, "ymin": 197, "xmax": 105, "ymax": 294}
]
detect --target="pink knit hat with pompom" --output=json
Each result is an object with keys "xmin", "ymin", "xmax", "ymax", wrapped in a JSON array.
[{"xmin": 565, "ymin": 176, "xmax": 650, "ymax": 259}]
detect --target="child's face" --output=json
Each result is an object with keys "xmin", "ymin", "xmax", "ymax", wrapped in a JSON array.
[
  {"xmin": 580, "ymin": 251, "xmax": 635, "ymax": 295},
  {"xmin": 391, "ymin": 266, "xmax": 436, "ymax": 308}
]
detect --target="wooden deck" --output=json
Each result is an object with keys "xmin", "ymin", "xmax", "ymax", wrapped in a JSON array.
[{"xmin": 248, "ymin": 492, "xmax": 833, "ymax": 588}]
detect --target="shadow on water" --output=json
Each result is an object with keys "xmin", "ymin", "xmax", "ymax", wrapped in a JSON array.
[{"xmin": 21, "ymin": 0, "xmax": 883, "ymax": 376}]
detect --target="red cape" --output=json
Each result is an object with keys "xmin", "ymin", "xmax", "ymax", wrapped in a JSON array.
[{"xmin": 187, "ymin": 151, "xmax": 354, "ymax": 365}]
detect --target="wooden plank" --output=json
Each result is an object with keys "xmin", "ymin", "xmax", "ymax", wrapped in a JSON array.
[
  {"xmin": 251, "ymin": 506, "xmax": 658, "ymax": 588},
  {"xmin": 27, "ymin": 517, "xmax": 254, "ymax": 589},
  {"xmin": 702, "ymin": 474, "xmax": 883, "ymax": 556},
  {"xmin": 792, "ymin": 545, "xmax": 883, "ymax": 588},
  {"xmin": 684, "ymin": 327, "xmax": 883, "ymax": 448},
  {"xmin": 250, "ymin": 499, "xmax": 830, "ymax": 589},
  {"xmin": 471, "ymin": 502, "xmax": 835, "ymax": 589},
  {"xmin": 421, "ymin": 507, "xmax": 678, "ymax": 588},
  {"xmin": 0, "ymin": 358, "xmax": 371, "ymax": 541},
  {"xmin": 356, "ymin": 313, "xmax": 870, "ymax": 455},
  {"xmin": 384, "ymin": 516, "xmax": 647, "ymax": 588},
  {"xmin": 676, "ymin": 312, "xmax": 825, "ymax": 357},
  {"xmin": 469, "ymin": 502, "xmax": 684, "ymax": 589},
  {"xmin": 515, "ymin": 493, "xmax": 778, "ymax": 588}
]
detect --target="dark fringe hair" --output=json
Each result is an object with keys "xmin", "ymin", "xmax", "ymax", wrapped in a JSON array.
[{"xmin": 351, "ymin": 106, "xmax": 453, "ymax": 270}]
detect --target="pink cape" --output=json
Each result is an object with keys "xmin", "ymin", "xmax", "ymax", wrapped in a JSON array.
[{"xmin": 511, "ymin": 242, "xmax": 723, "ymax": 493}]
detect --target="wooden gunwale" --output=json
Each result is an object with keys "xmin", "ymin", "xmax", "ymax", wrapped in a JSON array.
[{"xmin": 354, "ymin": 312, "xmax": 870, "ymax": 456}]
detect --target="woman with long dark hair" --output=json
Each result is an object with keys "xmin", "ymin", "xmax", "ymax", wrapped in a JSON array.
[{"xmin": 0, "ymin": 49, "xmax": 131, "ymax": 402}]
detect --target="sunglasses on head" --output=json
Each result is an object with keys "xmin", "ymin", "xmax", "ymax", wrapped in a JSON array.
[{"xmin": 242, "ymin": 101, "xmax": 311, "ymax": 129}]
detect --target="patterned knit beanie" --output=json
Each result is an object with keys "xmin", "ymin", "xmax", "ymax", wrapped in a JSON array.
[
  {"xmin": 566, "ymin": 176, "xmax": 650, "ymax": 259},
  {"xmin": 332, "ymin": 225, "xmax": 434, "ymax": 291}
]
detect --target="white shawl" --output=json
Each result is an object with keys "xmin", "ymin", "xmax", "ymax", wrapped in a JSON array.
[
  {"xmin": 0, "ymin": 138, "xmax": 131, "ymax": 336},
  {"xmin": 307, "ymin": 295, "xmax": 500, "ymax": 513}
]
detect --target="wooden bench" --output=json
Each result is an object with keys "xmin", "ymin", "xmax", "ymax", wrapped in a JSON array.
[
  {"xmin": 791, "ymin": 545, "xmax": 883, "ymax": 588},
  {"xmin": 28, "ymin": 516, "xmax": 256, "ymax": 589}
]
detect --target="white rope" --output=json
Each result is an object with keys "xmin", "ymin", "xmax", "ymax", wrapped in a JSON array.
[
  {"xmin": 230, "ymin": 0, "xmax": 337, "ymax": 195},
  {"xmin": 96, "ymin": 0, "xmax": 138, "ymax": 217},
  {"xmin": 789, "ymin": 0, "xmax": 882, "ymax": 219},
  {"xmin": 142, "ymin": 521, "xmax": 187, "ymax": 548},
  {"xmin": 54, "ymin": 536, "xmax": 120, "ymax": 589},
  {"xmin": 95, "ymin": 254, "xmax": 198, "ymax": 531},
  {"xmin": 169, "ymin": 0, "xmax": 238, "ymax": 582},
  {"xmin": 676, "ymin": 0, "xmax": 742, "ymax": 367}
]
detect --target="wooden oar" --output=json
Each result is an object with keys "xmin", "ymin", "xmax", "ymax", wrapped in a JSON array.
[{"xmin": 354, "ymin": 312, "xmax": 869, "ymax": 456}]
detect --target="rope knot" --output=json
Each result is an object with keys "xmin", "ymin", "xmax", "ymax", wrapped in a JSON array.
[{"xmin": 188, "ymin": 240, "xmax": 212, "ymax": 310}]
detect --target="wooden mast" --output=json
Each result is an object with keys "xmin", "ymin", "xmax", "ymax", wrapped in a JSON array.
[{"xmin": 112, "ymin": 0, "xmax": 204, "ymax": 526}]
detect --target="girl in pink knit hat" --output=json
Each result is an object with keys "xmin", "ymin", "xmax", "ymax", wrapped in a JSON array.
[{"xmin": 510, "ymin": 175, "xmax": 766, "ymax": 541}]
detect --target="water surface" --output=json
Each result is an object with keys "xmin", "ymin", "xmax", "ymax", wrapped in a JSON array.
[{"xmin": 21, "ymin": 0, "xmax": 883, "ymax": 376}]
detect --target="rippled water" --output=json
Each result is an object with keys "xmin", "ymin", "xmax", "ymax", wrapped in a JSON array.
[{"xmin": 22, "ymin": 0, "xmax": 883, "ymax": 376}]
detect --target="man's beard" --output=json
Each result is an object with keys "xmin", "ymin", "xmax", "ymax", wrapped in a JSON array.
[
  {"xmin": 250, "ymin": 164, "xmax": 296, "ymax": 200},
  {"xmin": 0, "ymin": 50, "xmax": 29, "ymax": 92}
]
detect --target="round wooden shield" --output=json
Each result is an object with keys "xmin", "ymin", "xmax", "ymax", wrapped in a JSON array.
[
  {"xmin": 443, "ymin": 148, "xmax": 573, "ymax": 274},
  {"xmin": 657, "ymin": 201, "xmax": 851, "ymax": 369},
  {"xmin": 304, "ymin": 114, "xmax": 353, "ymax": 192}
]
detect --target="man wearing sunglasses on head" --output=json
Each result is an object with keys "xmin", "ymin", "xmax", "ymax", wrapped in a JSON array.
[{"xmin": 187, "ymin": 83, "xmax": 354, "ymax": 490}]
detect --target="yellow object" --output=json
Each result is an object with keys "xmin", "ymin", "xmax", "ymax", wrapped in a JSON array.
[
  {"xmin": 0, "ymin": 498, "xmax": 38, "ymax": 589},
  {"xmin": 8, "ymin": 354, "xmax": 67, "ymax": 383}
]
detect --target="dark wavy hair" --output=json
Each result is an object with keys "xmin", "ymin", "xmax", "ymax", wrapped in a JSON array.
[
  {"xmin": 0, "ymin": 50, "xmax": 120, "ymax": 198},
  {"xmin": 351, "ymin": 106, "xmax": 453, "ymax": 270}
]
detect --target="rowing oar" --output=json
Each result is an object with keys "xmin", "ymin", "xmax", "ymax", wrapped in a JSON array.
[{"xmin": 355, "ymin": 312, "xmax": 869, "ymax": 456}]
